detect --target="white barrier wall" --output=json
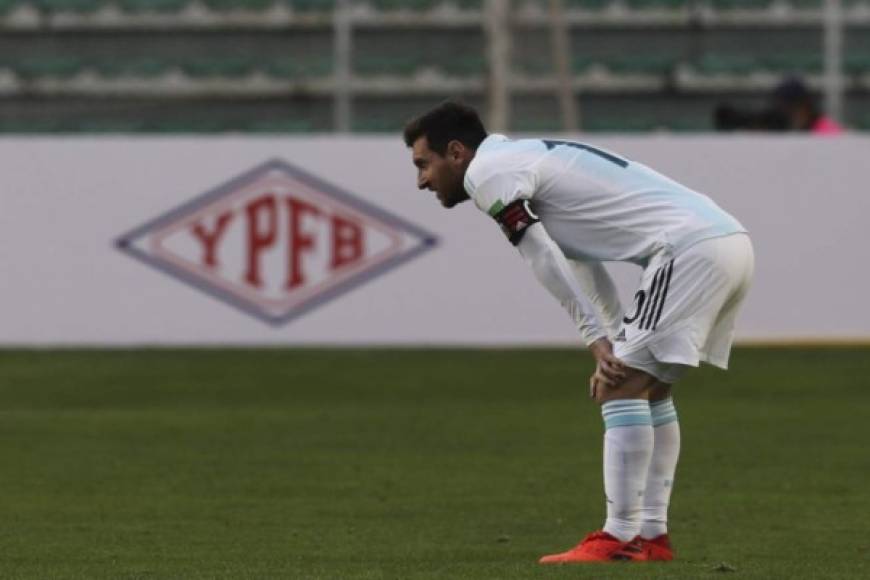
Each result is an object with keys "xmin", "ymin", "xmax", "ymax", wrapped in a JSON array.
[{"xmin": 1, "ymin": 135, "xmax": 868, "ymax": 345}]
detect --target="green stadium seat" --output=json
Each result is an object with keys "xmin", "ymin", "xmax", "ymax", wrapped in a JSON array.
[
  {"xmin": 286, "ymin": 0, "xmax": 335, "ymax": 11},
  {"xmin": 564, "ymin": 0, "xmax": 609, "ymax": 10},
  {"xmin": 513, "ymin": 56, "xmax": 605, "ymax": 76},
  {"xmin": 764, "ymin": 53, "xmax": 823, "ymax": 73},
  {"xmin": 515, "ymin": 58, "xmax": 551, "ymax": 76},
  {"xmin": 710, "ymin": 0, "xmax": 773, "ymax": 8},
  {"xmin": 181, "ymin": 56, "xmax": 255, "ymax": 78},
  {"xmin": 147, "ymin": 119, "xmax": 229, "ymax": 133},
  {"xmin": 788, "ymin": 0, "xmax": 822, "ymax": 8},
  {"xmin": 203, "ymin": 0, "xmax": 275, "ymax": 11},
  {"xmin": 16, "ymin": 56, "xmax": 84, "ymax": 78},
  {"xmin": 265, "ymin": 56, "xmax": 332, "ymax": 78},
  {"xmin": 94, "ymin": 57, "xmax": 168, "ymax": 78},
  {"xmin": 355, "ymin": 55, "xmax": 419, "ymax": 76},
  {"xmin": 605, "ymin": 54, "xmax": 674, "ymax": 74},
  {"xmin": 352, "ymin": 117, "xmax": 404, "ymax": 132},
  {"xmin": 512, "ymin": 116, "xmax": 562, "ymax": 132},
  {"xmin": 625, "ymin": 0, "xmax": 687, "ymax": 10},
  {"xmin": 34, "ymin": 0, "xmax": 103, "ymax": 12},
  {"xmin": 0, "ymin": 0, "xmax": 23, "ymax": 14},
  {"xmin": 116, "ymin": 0, "xmax": 188, "ymax": 12},
  {"xmin": 0, "ymin": 119, "xmax": 66, "ymax": 133},
  {"xmin": 792, "ymin": 0, "xmax": 863, "ymax": 7},
  {"xmin": 440, "ymin": 55, "xmax": 486, "ymax": 77},
  {"xmin": 247, "ymin": 119, "xmax": 316, "ymax": 132},
  {"xmin": 572, "ymin": 56, "xmax": 597, "ymax": 73},
  {"xmin": 75, "ymin": 119, "xmax": 150, "ymax": 132},
  {"xmin": 368, "ymin": 0, "xmax": 440, "ymax": 10},
  {"xmin": 845, "ymin": 54, "xmax": 870, "ymax": 75},
  {"xmin": 695, "ymin": 54, "xmax": 760, "ymax": 75},
  {"xmin": 452, "ymin": 0, "xmax": 483, "ymax": 9}
]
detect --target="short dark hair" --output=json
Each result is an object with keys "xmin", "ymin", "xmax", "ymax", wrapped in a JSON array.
[{"xmin": 403, "ymin": 100, "xmax": 488, "ymax": 155}]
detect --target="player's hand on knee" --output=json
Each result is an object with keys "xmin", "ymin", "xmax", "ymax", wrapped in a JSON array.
[
  {"xmin": 588, "ymin": 337, "xmax": 627, "ymax": 384},
  {"xmin": 589, "ymin": 363, "xmax": 617, "ymax": 400}
]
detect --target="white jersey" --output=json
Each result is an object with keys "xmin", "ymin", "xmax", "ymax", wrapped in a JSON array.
[{"xmin": 464, "ymin": 134, "xmax": 746, "ymax": 265}]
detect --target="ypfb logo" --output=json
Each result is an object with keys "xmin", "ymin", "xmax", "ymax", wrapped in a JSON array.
[{"xmin": 116, "ymin": 159, "xmax": 438, "ymax": 325}]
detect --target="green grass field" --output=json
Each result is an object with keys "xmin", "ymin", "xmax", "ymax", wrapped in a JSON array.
[{"xmin": 0, "ymin": 348, "xmax": 867, "ymax": 579}]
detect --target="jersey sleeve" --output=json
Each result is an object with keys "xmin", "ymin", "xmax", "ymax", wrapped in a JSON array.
[
  {"xmin": 566, "ymin": 260, "xmax": 624, "ymax": 339},
  {"xmin": 516, "ymin": 222, "xmax": 608, "ymax": 346},
  {"xmin": 464, "ymin": 162, "xmax": 537, "ymax": 217}
]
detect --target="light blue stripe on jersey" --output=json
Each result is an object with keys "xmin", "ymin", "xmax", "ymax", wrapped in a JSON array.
[
  {"xmin": 650, "ymin": 398, "xmax": 679, "ymax": 427},
  {"xmin": 643, "ymin": 188, "xmax": 746, "ymax": 253},
  {"xmin": 601, "ymin": 400, "xmax": 652, "ymax": 429}
]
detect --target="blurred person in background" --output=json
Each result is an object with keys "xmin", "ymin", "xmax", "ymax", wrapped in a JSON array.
[{"xmin": 714, "ymin": 76, "xmax": 844, "ymax": 134}]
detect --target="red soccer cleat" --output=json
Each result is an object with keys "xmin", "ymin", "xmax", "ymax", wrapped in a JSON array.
[
  {"xmin": 634, "ymin": 534, "xmax": 674, "ymax": 562},
  {"xmin": 538, "ymin": 531, "xmax": 646, "ymax": 564}
]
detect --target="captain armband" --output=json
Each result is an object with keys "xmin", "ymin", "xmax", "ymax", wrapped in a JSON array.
[{"xmin": 492, "ymin": 199, "xmax": 540, "ymax": 246}]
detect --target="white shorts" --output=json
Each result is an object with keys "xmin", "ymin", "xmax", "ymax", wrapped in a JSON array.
[{"xmin": 612, "ymin": 233, "xmax": 754, "ymax": 384}]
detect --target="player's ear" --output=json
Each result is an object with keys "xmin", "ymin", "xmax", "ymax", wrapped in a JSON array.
[{"xmin": 446, "ymin": 140, "xmax": 466, "ymax": 163}]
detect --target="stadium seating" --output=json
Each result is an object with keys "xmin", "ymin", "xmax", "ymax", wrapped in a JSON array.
[
  {"xmin": 0, "ymin": 0, "xmax": 867, "ymax": 133},
  {"xmin": 708, "ymin": 0, "xmax": 774, "ymax": 9},
  {"xmin": 563, "ymin": 0, "xmax": 610, "ymax": 9},
  {"xmin": 0, "ymin": 0, "xmax": 866, "ymax": 14},
  {"xmin": 624, "ymin": 0, "xmax": 688, "ymax": 10},
  {"xmin": 93, "ymin": 57, "xmax": 167, "ymax": 78},
  {"xmin": 605, "ymin": 54, "xmax": 676, "ymax": 74},
  {"xmin": 367, "ymin": 0, "xmax": 441, "ymax": 10},
  {"xmin": 34, "ymin": 0, "xmax": 103, "ymax": 12},
  {"xmin": 202, "ymin": 0, "xmax": 276, "ymax": 10},
  {"xmin": 355, "ymin": 54, "xmax": 420, "ymax": 76},
  {"xmin": 695, "ymin": 54, "xmax": 763, "ymax": 75},
  {"xmin": 116, "ymin": 0, "xmax": 188, "ymax": 12},
  {"xmin": 181, "ymin": 56, "xmax": 256, "ymax": 78},
  {"xmin": 15, "ymin": 56, "xmax": 84, "ymax": 78},
  {"xmin": 288, "ymin": 0, "xmax": 336, "ymax": 11},
  {"xmin": 0, "ymin": 55, "xmax": 335, "ymax": 79},
  {"xmin": 846, "ymin": 54, "xmax": 870, "ymax": 74},
  {"xmin": 265, "ymin": 56, "xmax": 333, "ymax": 78},
  {"xmin": 246, "ymin": 118, "xmax": 316, "ymax": 132}
]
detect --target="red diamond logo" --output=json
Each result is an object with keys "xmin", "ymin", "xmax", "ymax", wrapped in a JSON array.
[{"xmin": 116, "ymin": 159, "xmax": 437, "ymax": 325}]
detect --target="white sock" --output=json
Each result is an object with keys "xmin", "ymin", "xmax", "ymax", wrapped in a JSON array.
[
  {"xmin": 601, "ymin": 400, "xmax": 654, "ymax": 542},
  {"xmin": 641, "ymin": 398, "xmax": 681, "ymax": 539}
]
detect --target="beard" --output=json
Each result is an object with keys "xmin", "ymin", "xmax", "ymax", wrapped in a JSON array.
[{"xmin": 439, "ymin": 184, "xmax": 470, "ymax": 208}]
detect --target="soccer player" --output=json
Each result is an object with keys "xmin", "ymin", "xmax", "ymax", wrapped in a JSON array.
[{"xmin": 403, "ymin": 101, "xmax": 754, "ymax": 563}]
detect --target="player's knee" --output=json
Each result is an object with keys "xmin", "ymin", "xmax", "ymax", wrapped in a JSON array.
[
  {"xmin": 594, "ymin": 368, "xmax": 658, "ymax": 404},
  {"xmin": 649, "ymin": 381, "xmax": 672, "ymax": 402}
]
